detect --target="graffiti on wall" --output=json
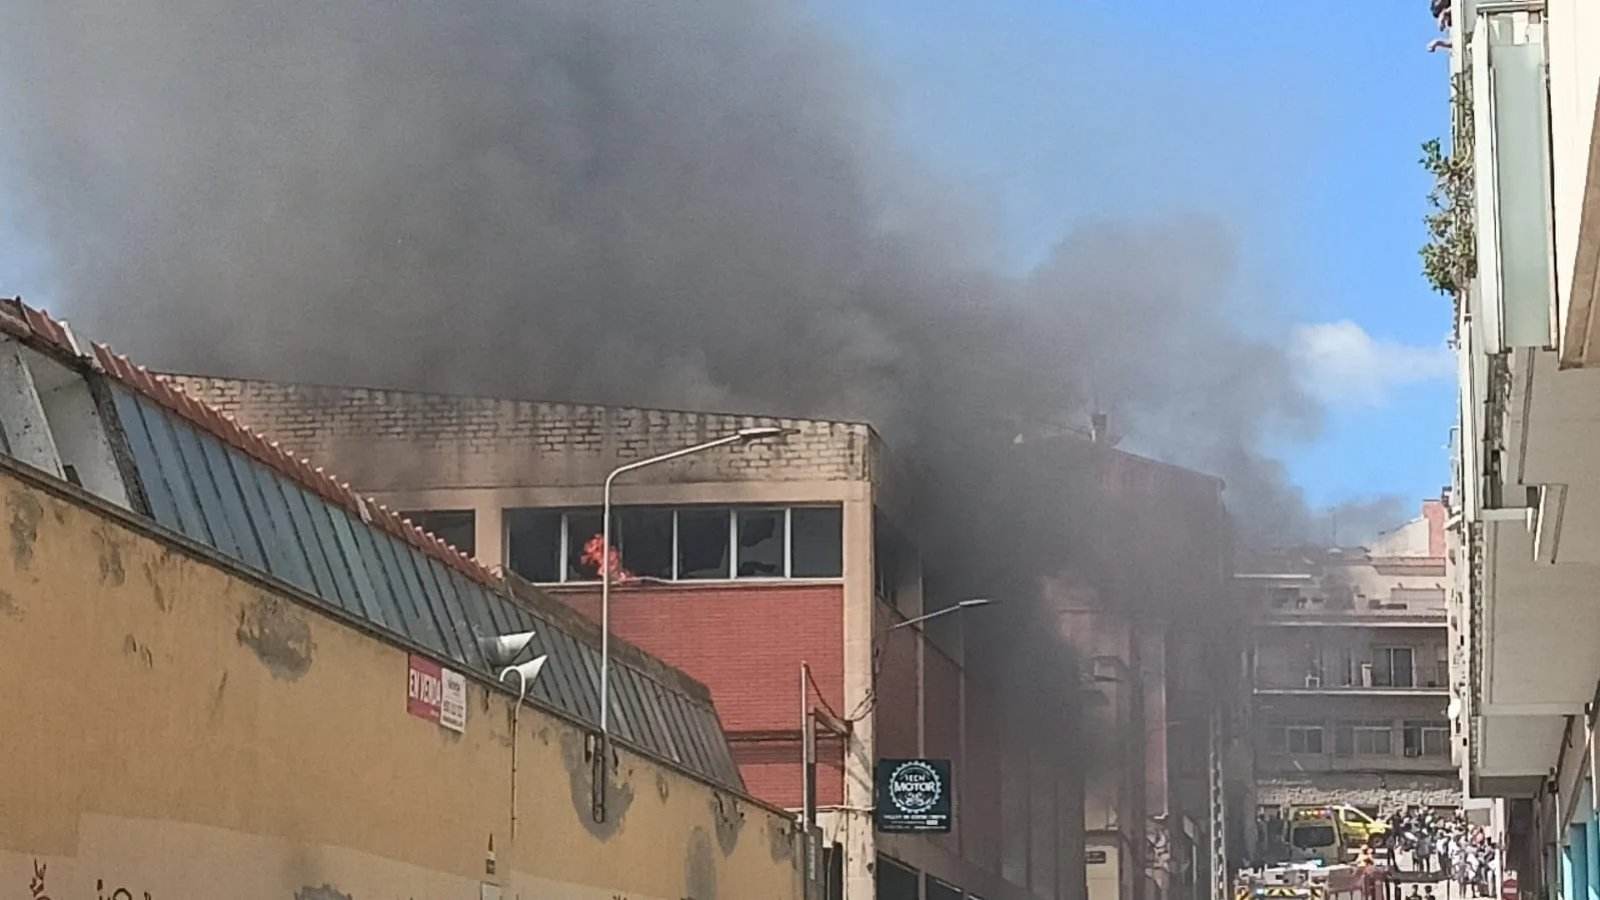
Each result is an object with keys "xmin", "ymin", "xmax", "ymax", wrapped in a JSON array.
[{"xmin": 22, "ymin": 861, "xmax": 154, "ymax": 900}]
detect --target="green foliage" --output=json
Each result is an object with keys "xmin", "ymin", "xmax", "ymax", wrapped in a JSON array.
[{"xmin": 1420, "ymin": 73, "xmax": 1475, "ymax": 306}]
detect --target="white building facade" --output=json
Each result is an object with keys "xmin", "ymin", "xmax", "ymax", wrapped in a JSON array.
[{"xmin": 1447, "ymin": 0, "xmax": 1600, "ymax": 897}]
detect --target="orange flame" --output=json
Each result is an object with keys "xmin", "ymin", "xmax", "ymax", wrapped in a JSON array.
[{"xmin": 582, "ymin": 533, "xmax": 632, "ymax": 582}]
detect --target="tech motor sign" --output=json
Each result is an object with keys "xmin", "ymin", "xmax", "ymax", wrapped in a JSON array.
[{"xmin": 875, "ymin": 758, "xmax": 952, "ymax": 833}]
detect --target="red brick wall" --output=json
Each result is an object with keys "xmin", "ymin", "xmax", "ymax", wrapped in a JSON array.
[{"xmin": 557, "ymin": 582, "xmax": 844, "ymax": 808}]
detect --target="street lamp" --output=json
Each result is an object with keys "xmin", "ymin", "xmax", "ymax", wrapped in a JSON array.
[
  {"xmin": 889, "ymin": 597, "xmax": 993, "ymax": 630},
  {"xmin": 598, "ymin": 426, "xmax": 792, "ymax": 745}
]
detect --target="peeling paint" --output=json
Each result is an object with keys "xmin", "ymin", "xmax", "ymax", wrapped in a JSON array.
[
  {"xmin": 766, "ymin": 820, "xmax": 798, "ymax": 864},
  {"xmin": 7, "ymin": 490, "xmax": 42, "ymax": 569},
  {"xmin": 123, "ymin": 633, "xmax": 155, "ymax": 668},
  {"xmin": 710, "ymin": 793, "xmax": 744, "ymax": 856},
  {"xmin": 684, "ymin": 825, "xmax": 717, "ymax": 899},
  {"xmin": 295, "ymin": 886, "xmax": 352, "ymax": 900},
  {"xmin": 560, "ymin": 731, "xmax": 633, "ymax": 840},
  {"xmin": 236, "ymin": 594, "xmax": 314, "ymax": 680},
  {"xmin": 208, "ymin": 671, "xmax": 229, "ymax": 722},
  {"xmin": 144, "ymin": 560, "xmax": 170, "ymax": 612},
  {"xmin": 0, "ymin": 589, "xmax": 21, "ymax": 621},
  {"xmin": 94, "ymin": 524, "xmax": 126, "ymax": 585}
]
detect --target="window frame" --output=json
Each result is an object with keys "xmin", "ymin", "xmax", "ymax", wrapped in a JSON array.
[
  {"xmin": 1284, "ymin": 724, "xmax": 1324, "ymax": 755},
  {"xmin": 1372, "ymin": 646, "xmax": 1416, "ymax": 688},
  {"xmin": 513, "ymin": 504, "xmax": 844, "ymax": 584},
  {"xmin": 1352, "ymin": 723, "xmax": 1393, "ymax": 756}
]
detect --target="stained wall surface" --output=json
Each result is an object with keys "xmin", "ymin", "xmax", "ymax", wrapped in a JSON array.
[{"xmin": 0, "ymin": 464, "xmax": 806, "ymax": 900}]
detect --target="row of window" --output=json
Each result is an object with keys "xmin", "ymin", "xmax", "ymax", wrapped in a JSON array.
[
  {"xmin": 407, "ymin": 505, "xmax": 845, "ymax": 583},
  {"xmin": 1263, "ymin": 642, "xmax": 1448, "ymax": 689},
  {"xmin": 1265, "ymin": 720, "xmax": 1450, "ymax": 757}
]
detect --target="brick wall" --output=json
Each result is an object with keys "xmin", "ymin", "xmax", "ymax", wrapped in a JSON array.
[
  {"xmin": 166, "ymin": 375, "xmax": 878, "ymax": 491},
  {"xmin": 556, "ymin": 581, "xmax": 844, "ymax": 808}
]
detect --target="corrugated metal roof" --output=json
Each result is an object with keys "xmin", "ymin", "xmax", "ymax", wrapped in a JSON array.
[{"xmin": 0, "ymin": 297, "xmax": 742, "ymax": 790}]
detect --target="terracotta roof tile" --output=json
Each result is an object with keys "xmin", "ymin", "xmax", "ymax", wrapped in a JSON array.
[{"xmin": 1, "ymin": 298, "xmax": 494, "ymax": 588}]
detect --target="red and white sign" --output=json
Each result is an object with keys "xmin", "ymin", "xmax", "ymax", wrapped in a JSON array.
[
  {"xmin": 1501, "ymin": 871, "xmax": 1518, "ymax": 900},
  {"xmin": 408, "ymin": 654, "xmax": 467, "ymax": 733}
]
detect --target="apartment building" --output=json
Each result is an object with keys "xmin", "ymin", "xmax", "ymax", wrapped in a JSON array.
[
  {"xmin": 166, "ymin": 373, "xmax": 1094, "ymax": 900},
  {"xmin": 1442, "ymin": 0, "xmax": 1600, "ymax": 897},
  {"xmin": 0, "ymin": 299, "xmax": 813, "ymax": 898},
  {"xmin": 1240, "ymin": 501, "xmax": 1456, "ymax": 827}
]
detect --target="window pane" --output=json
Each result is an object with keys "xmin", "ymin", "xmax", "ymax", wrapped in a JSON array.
[
  {"xmin": 1392, "ymin": 648, "xmax": 1415, "ymax": 687},
  {"xmin": 617, "ymin": 507, "xmax": 673, "ymax": 579},
  {"xmin": 678, "ymin": 508, "xmax": 730, "ymax": 579},
  {"xmin": 791, "ymin": 506, "xmax": 843, "ymax": 577},
  {"xmin": 1372, "ymin": 650, "xmax": 1393, "ymax": 687},
  {"xmin": 504, "ymin": 508, "xmax": 560, "ymax": 582},
  {"xmin": 566, "ymin": 510, "xmax": 605, "ymax": 581},
  {"xmin": 736, "ymin": 508, "xmax": 785, "ymax": 577},
  {"xmin": 403, "ymin": 509, "xmax": 476, "ymax": 557}
]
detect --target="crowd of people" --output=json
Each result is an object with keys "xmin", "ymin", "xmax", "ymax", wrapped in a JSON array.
[{"xmin": 1385, "ymin": 807, "xmax": 1499, "ymax": 897}]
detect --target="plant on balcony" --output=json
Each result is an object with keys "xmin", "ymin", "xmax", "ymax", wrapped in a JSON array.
[{"xmin": 1420, "ymin": 73, "xmax": 1475, "ymax": 310}]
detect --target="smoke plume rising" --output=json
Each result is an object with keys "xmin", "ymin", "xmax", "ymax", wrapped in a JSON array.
[{"xmin": 2, "ymin": 0, "xmax": 1348, "ymax": 548}]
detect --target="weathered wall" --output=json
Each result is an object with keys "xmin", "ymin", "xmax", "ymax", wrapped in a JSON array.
[
  {"xmin": 0, "ymin": 466, "xmax": 805, "ymax": 899},
  {"xmin": 1256, "ymin": 773, "xmax": 1460, "ymax": 814},
  {"xmin": 168, "ymin": 375, "xmax": 879, "ymax": 492}
]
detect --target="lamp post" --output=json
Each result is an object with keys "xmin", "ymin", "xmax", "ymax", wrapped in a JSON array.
[
  {"xmin": 888, "ymin": 597, "xmax": 993, "ymax": 631},
  {"xmin": 593, "ymin": 426, "xmax": 791, "ymax": 819}
]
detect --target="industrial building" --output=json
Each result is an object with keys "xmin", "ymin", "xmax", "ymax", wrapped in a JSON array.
[
  {"xmin": 169, "ymin": 373, "xmax": 1245, "ymax": 900},
  {"xmin": 0, "ymin": 299, "xmax": 813, "ymax": 898}
]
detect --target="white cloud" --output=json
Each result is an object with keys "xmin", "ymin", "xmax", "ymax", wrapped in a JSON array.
[{"xmin": 1291, "ymin": 320, "xmax": 1454, "ymax": 407}]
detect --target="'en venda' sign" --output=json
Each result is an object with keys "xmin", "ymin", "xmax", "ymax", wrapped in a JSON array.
[
  {"xmin": 408, "ymin": 654, "xmax": 466, "ymax": 733},
  {"xmin": 875, "ymin": 758, "xmax": 951, "ymax": 833}
]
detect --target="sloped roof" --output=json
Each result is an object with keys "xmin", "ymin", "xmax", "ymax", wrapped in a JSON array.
[{"xmin": 0, "ymin": 297, "xmax": 743, "ymax": 790}]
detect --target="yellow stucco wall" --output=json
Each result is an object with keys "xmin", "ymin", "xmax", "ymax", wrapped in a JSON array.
[{"xmin": 0, "ymin": 466, "xmax": 806, "ymax": 899}]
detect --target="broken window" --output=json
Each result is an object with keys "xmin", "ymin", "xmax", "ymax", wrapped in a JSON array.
[
  {"xmin": 403, "ymin": 509, "xmax": 476, "ymax": 557},
  {"xmin": 736, "ymin": 508, "xmax": 785, "ymax": 577},
  {"xmin": 677, "ymin": 508, "xmax": 730, "ymax": 579},
  {"xmin": 504, "ymin": 508, "xmax": 560, "ymax": 582},
  {"xmin": 791, "ymin": 506, "xmax": 843, "ymax": 577},
  {"xmin": 616, "ymin": 507, "xmax": 674, "ymax": 580}
]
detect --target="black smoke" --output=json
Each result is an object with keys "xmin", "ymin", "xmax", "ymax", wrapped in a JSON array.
[{"xmin": 1, "ymin": 0, "xmax": 1348, "ymax": 548}]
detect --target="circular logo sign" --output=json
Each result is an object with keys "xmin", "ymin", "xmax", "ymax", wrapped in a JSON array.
[{"xmin": 887, "ymin": 760, "xmax": 942, "ymax": 814}]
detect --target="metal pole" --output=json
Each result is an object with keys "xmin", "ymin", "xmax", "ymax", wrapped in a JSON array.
[
  {"xmin": 802, "ymin": 661, "xmax": 813, "ymax": 826},
  {"xmin": 590, "ymin": 428, "xmax": 787, "ymax": 823},
  {"xmin": 1210, "ymin": 705, "xmax": 1229, "ymax": 900}
]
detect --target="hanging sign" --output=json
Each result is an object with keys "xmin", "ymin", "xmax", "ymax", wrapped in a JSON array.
[{"xmin": 875, "ymin": 758, "xmax": 952, "ymax": 833}]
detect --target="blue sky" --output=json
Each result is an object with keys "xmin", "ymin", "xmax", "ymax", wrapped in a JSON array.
[{"xmin": 807, "ymin": 0, "xmax": 1458, "ymax": 512}]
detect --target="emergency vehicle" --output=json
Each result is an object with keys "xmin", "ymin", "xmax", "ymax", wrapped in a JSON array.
[{"xmin": 1235, "ymin": 863, "xmax": 1376, "ymax": 900}]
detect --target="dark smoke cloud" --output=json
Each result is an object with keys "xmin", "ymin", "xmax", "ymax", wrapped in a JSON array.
[{"xmin": 2, "ymin": 0, "xmax": 1351, "ymax": 547}]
